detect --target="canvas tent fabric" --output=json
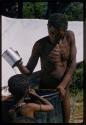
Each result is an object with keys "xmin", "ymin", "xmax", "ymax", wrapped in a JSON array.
[{"xmin": 2, "ymin": 16, "xmax": 83, "ymax": 94}]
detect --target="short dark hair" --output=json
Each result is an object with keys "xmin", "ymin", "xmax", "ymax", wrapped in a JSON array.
[
  {"xmin": 8, "ymin": 74, "xmax": 29, "ymax": 100},
  {"xmin": 48, "ymin": 13, "xmax": 68, "ymax": 30}
]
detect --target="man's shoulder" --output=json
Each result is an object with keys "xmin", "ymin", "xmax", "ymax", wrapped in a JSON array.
[
  {"xmin": 66, "ymin": 30, "xmax": 75, "ymax": 44},
  {"xmin": 33, "ymin": 36, "xmax": 49, "ymax": 48},
  {"xmin": 66, "ymin": 30, "xmax": 75, "ymax": 38},
  {"xmin": 36, "ymin": 36, "xmax": 49, "ymax": 43},
  {"xmin": 67, "ymin": 30, "xmax": 75, "ymax": 38}
]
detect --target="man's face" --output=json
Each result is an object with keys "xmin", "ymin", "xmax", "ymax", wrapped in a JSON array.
[{"xmin": 48, "ymin": 25, "xmax": 65, "ymax": 44}]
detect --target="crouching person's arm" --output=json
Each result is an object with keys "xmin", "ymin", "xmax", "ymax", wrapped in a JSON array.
[{"xmin": 28, "ymin": 89, "xmax": 54, "ymax": 112}]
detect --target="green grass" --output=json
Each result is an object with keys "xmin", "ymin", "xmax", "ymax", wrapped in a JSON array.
[{"xmin": 70, "ymin": 89, "xmax": 83, "ymax": 123}]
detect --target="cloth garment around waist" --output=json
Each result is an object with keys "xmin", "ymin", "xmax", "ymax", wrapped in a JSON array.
[{"xmin": 26, "ymin": 71, "xmax": 61, "ymax": 89}]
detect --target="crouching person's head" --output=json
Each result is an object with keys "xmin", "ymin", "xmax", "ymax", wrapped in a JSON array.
[{"xmin": 8, "ymin": 74, "xmax": 29, "ymax": 101}]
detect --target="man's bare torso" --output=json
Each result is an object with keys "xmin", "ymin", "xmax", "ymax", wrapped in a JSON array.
[
  {"xmin": 26, "ymin": 31, "xmax": 72, "ymax": 88},
  {"xmin": 38, "ymin": 32, "xmax": 71, "ymax": 88}
]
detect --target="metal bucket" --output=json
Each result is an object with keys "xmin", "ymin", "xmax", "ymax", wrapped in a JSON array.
[{"xmin": 2, "ymin": 47, "xmax": 22, "ymax": 68}]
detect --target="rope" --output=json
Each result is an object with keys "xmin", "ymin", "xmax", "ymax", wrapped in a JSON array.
[
  {"xmin": 35, "ymin": 89, "xmax": 59, "ymax": 98},
  {"xmin": 41, "ymin": 92, "xmax": 58, "ymax": 98}
]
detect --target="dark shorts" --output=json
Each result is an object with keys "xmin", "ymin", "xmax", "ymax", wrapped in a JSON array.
[
  {"xmin": 9, "ymin": 70, "xmax": 61, "ymax": 89},
  {"xmin": 26, "ymin": 70, "xmax": 61, "ymax": 89},
  {"xmin": 26, "ymin": 70, "xmax": 41, "ymax": 89}
]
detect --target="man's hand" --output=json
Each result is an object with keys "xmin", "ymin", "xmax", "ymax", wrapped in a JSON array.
[
  {"xmin": 17, "ymin": 60, "xmax": 23, "ymax": 67},
  {"xmin": 14, "ymin": 50, "xmax": 23, "ymax": 67},
  {"xmin": 56, "ymin": 85, "xmax": 66, "ymax": 100}
]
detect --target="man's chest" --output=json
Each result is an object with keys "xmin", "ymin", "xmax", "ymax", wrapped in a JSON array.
[{"xmin": 40, "ymin": 40, "xmax": 70, "ymax": 63}]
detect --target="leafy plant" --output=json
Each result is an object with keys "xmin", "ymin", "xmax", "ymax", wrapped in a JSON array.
[
  {"xmin": 23, "ymin": 2, "xmax": 47, "ymax": 18},
  {"xmin": 70, "ymin": 62, "xmax": 83, "ymax": 94},
  {"xmin": 64, "ymin": 2, "xmax": 83, "ymax": 21}
]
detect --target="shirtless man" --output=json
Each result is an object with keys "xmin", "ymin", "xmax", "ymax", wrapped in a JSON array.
[{"xmin": 10, "ymin": 13, "xmax": 77, "ymax": 122}]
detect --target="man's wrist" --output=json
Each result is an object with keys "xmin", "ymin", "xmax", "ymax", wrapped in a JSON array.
[
  {"xmin": 60, "ymin": 82, "xmax": 66, "ymax": 89},
  {"xmin": 57, "ymin": 83, "xmax": 65, "ymax": 89},
  {"xmin": 17, "ymin": 60, "xmax": 23, "ymax": 67},
  {"xmin": 19, "ymin": 60, "xmax": 23, "ymax": 65}
]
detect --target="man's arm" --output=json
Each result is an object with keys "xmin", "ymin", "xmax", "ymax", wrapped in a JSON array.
[
  {"xmin": 17, "ymin": 63, "xmax": 31, "ymax": 75},
  {"xmin": 58, "ymin": 31, "xmax": 77, "ymax": 89},
  {"xmin": 17, "ymin": 41, "xmax": 40, "ymax": 75}
]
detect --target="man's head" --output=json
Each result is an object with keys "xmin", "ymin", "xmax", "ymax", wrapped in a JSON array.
[
  {"xmin": 48, "ymin": 13, "xmax": 68, "ymax": 44},
  {"xmin": 8, "ymin": 74, "xmax": 29, "ymax": 101}
]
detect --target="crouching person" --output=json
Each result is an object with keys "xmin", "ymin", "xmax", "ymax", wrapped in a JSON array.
[{"xmin": 8, "ymin": 74, "xmax": 54, "ymax": 123}]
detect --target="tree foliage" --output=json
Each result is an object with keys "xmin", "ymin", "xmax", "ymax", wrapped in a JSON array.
[
  {"xmin": 23, "ymin": 2, "xmax": 47, "ymax": 18},
  {"xmin": 64, "ymin": 2, "xmax": 83, "ymax": 21},
  {"xmin": 1, "ymin": 1, "xmax": 83, "ymax": 20},
  {"xmin": 70, "ymin": 62, "xmax": 83, "ymax": 92},
  {"xmin": 23, "ymin": 2, "xmax": 83, "ymax": 20}
]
